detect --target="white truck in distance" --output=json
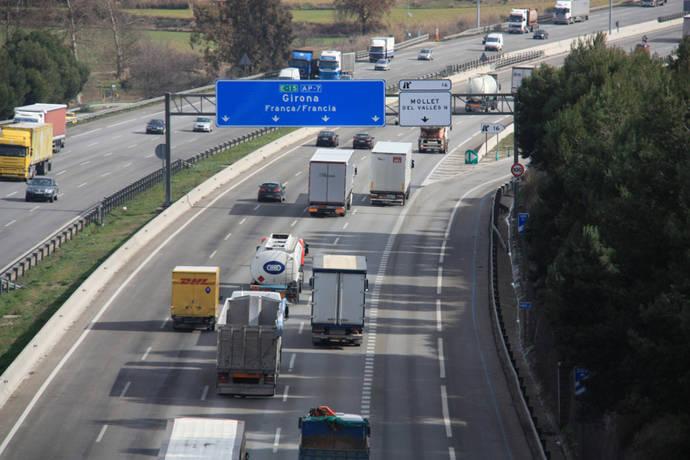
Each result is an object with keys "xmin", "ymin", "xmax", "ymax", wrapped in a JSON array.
[
  {"xmin": 216, "ymin": 291, "xmax": 285, "ymax": 396},
  {"xmin": 310, "ymin": 254, "xmax": 368, "ymax": 345},
  {"xmin": 319, "ymin": 50, "xmax": 354, "ymax": 80},
  {"xmin": 308, "ymin": 149, "xmax": 357, "ymax": 216},
  {"xmin": 370, "ymin": 141, "xmax": 413, "ymax": 206},
  {"xmin": 250, "ymin": 233, "xmax": 308, "ymax": 304},
  {"xmin": 553, "ymin": 0, "xmax": 589, "ymax": 24},
  {"xmin": 369, "ymin": 36, "xmax": 395, "ymax": 62},
  {"xmin": 157, "ymin": 417, "xmax": 247, "ymax": 460}
]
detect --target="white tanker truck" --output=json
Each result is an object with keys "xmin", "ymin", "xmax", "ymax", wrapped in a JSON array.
[
  {"xmin": 250, "ymin": 233, "xmax": 308, "ymax": 308},
  {"xmin": 465, "ymin": 73, "xmax": 500, "ymax": 112}
]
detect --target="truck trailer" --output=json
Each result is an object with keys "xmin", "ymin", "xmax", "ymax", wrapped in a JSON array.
[
  {"xmin": 13, "ymin": 103, "xmax": 67, "ymax": 152},
  {"xmin": 418, "ymin": 127, "xmax": 449, "ymax": 154},
  {"xmin": 368, "ymin": 36, "xmax": 395, "ymax": 62},
  {"xmin": 170, "ymin": 266, "xmax": 220, "ymax": 330},
  {"xmin": 0, "ymin": 123, "xmax": 53, "ymax": 180},
  {"xmin": 289, "ymin": 49, "xmax": 319, "ymax": 79},
  {"xmin": 298, "ymin": 406, "xmax": 370, "ymax": 459},
  {"xmin": 308, "ymin": 149, "xmax": 357, "ymax": 216},
  {"xmin": 216, "ymin": 291, "xmax": 285, "ymax": 396},
  {"xmin": 553, "ymin": 0, "xmax": 589, "ymax": 24},
  {"xmin": 465, "ymin": 74, "xmax": 500, "ymax": 112},
  {"xmin": 250, "ymin": 233, "xmax": 308, "ymax": 304},
  {"xmin": 370, "ymin": 141, "xmax": 413, "ymax": 206},
  {"xmin": 310, "ymin": 254, "xmax": 368, "ymax": 345},
  {"xmin": 157, "ymin": 417, "xmax": 247, "ymax": 460}
]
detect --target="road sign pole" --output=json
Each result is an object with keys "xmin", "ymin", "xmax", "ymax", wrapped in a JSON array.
[
  {"xmin": 164, "ymin": 93, "xmax": 172, "ymax": 207},
  {"xmin": 513, "ymin": 97, "xmax": 520, "ymax": 227}
]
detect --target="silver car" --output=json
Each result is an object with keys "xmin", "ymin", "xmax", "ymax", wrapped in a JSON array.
[
  {"xmin": 193, "ymin": 117, "xmax": 213, "ymax": 132},
  {"xmin": 26, "ymin": 176, "xmax": 59, "ymax": 202},
  {"xmin": 417, "ymin": 48, "xmax": 433, "ymax": 60},
  {"xmin": 374, "ymin": 59, "xmax": 390, "ymax": 71}
]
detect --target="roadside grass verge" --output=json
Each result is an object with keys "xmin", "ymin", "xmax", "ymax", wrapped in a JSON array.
[{"xmin": 0, "ymin": 127, "xmax": 294, "ymax": 375}]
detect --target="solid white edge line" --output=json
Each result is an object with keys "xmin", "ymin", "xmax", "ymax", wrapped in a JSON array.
[
  {"xmin": 437, "ymin": 266, "xmax": 443, "ymax": 295},
  {"xmin": 438, "ymin": 337, "xmax": 446, "ymax": 379},
  {"xmin": 436, "ymin": 299, "xmax": 442, "ymax": 332},
  {"xmin": 449, "ymin": 446, "xmax": 457, "ymax": 460}
]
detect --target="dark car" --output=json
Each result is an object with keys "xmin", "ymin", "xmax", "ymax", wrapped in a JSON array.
[
  {"xmin": 533, "ymin": 29, "xmax": 549, "ymax": 40},
  {"xmin": 316, "ymin": 130, "xmax": 339, "ymax": 147},
  {"xmin": 353, "ymin": 133, "xmax": 374, "ymax": 149},
  {"xmin": 26, "ymin": 176, "xmax": 59, "ymax": 202},
  {"xmin": 146, "ymin": 118, "xmax": 165, "ymax": 134},
  {"xmin": 258, "ymin": 182, "xmax": 286, "ymax": 202}
]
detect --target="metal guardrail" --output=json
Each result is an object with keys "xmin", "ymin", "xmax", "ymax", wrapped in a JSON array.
[
  {"xmin": 0, "ymin": 127, "xmax": 275, "ymax": 294},
  {"xmin": 658, "ymin": 12, "xmax": 684, "ymax": 22}
]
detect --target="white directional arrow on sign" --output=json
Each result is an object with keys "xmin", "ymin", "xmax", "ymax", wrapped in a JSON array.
[
  {"xmin": 222, "ymin": 115, "xmax": 229, "ymax": 122},
  {"xmin": 372, "ymin": 115, "xmax": 379, "ymax": 122},
  {"xmin": 322, "ymin": 115, "xmax": 330, "ymax": 122},
  {"xmin": 272, "ymin": 115, "xmax": 279, "ymax": 122}
]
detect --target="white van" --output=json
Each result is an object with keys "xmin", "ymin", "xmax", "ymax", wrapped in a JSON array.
[
  {"xmin": 484, "ymin": 33, "xmax": 504, "ymax": 51},
  {"xmin": 278, "ymin": 67, "xmax": 301, "ymax": 80}
]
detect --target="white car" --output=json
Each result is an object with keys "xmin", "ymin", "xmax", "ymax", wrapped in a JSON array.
[
  {"xmin": 417, "ymin": 48, "xmax": 433, "ymax": 60},
  {"xmin": 484, "ymin": 33, "xmax": 504, "ymax": 51},
  {"xmin": 374, "ymin": 59, "xmax": 390, "ymax": 71},
  {"xmin": 193, "ymin": 117, "xmax": 213, "ymax": 132}
]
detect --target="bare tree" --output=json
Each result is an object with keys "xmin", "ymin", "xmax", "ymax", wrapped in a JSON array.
[
  {"xmin": 102, "ymin": 0, "xmax": 124, "ymax": 79},
  {"xmin": 334, "ymin": 0, "xmax": 395, "ymax": 35}
]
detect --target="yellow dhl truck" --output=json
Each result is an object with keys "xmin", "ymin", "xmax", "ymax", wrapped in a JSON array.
[
  {"xmin": 0, "ymin": 123, "xmax": 53, "ymax": 180},
  {"xmin": 171, "ymin": 266, "xmax": 220, "ymax": 330}
]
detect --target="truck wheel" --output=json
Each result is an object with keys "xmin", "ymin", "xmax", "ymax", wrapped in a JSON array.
[{"xmin": 49, "ymin": 196, "xmax": 54, "ymax": 203}]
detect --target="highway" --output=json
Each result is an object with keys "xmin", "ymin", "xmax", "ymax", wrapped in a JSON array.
[
  {"xmin": 0, "ymin": 0, "xmax": 681, "ymax": 272},
  {"xmin": 0, "ymin": 2, "xmax": 685, "ymax": 458}
]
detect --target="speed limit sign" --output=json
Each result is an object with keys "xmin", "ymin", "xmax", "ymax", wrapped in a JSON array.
[{"xmin": 511, "ymin": 162, "xmax": 525, "ymax": 177}]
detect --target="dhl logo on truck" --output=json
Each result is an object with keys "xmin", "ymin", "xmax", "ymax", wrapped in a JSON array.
[{"xmin": 176, "ymin": 278, "xmax": 216, "ymax": 285}]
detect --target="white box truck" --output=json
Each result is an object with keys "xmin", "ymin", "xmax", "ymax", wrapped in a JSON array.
[
  {"xmin": 553, "ymin": 0, "xmax": 589, "ymax": 24},
  {"xmin": 157, "ymin": 417, "xmax": 247, "ymax": 460},
  {"xmin": 370, "ymin": 141, "xmax": 413, "ymax": 206},
  {"xmin": 308, "ymin": 149, "xmax": 357, "ymax": 216},
  {"xmin": 216, "ymin": 291, "xmax": 286, "ymax": 396},
  {"xmin": 310, "ymin": 254, "xmax": 368, "ymax": 346}
]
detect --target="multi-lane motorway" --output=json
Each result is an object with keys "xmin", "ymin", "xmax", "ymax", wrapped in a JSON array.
[{"xmin": 0, "ymin": 2, "xmax": 684, "ymax": 458}]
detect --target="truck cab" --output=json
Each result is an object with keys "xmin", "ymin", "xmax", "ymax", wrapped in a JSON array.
[{"xmin": 319, "ymin": 50, "xmax": 342, "ymax": 80}]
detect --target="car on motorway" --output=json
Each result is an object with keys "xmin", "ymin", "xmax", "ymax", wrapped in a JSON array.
[
  {"xmin": 417, "ymin": 48, "xmax": 433, "ymax": 60},
  {"xmin": 192, "ymin": 117, "xmax": 213, "ymax": 132},
  {"xmin": 146, "ymin": 118, "xmax": 166, "ymax": 134},
  {"xmin": 484, "ymin": 33, "xmax": 504, "ymax": 51},
  {"xmin": 25, "ymin": 176, "xmax": 59, "ymax": 202},
  {"xmin": 374, "ymin": 59, "xmax": 391, "ymax": 71},
  {"xmin": 352, "ymin": 133, "xmax": 374, "ymax": 149},
  {"xmin": 257, "ymin": 182, "xmax": 286, "ymax": 202},
  {"xmin": 533, "ymin": 29, "xmax": 549, "ymax": 40},
  {"xmin": 65, "ymin": 111, "xmax": 78, "ymax": 124},
  {"xmin": 316, "ymin": 130, "xmax": 339, "ymax": 147}
]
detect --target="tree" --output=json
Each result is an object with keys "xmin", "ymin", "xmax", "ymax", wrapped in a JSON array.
[
  {"xmin": 191, "ymin": 0, "xmax": 293, "ymax": 76},
  {"xmin": 0, "ymin": 30, "xmax": 89, "ymax": 118},
  {"xmin": 334, "ymin": 0, "xmax": 395, "ymax": 35}
]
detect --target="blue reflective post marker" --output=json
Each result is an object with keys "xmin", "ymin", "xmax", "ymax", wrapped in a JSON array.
[{"xmin": 216, "ymin": 80, "xmax": 386, "ymax": 127}]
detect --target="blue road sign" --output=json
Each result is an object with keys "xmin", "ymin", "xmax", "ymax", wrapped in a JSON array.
[
  {"xmin": 216, "ymin": 80, "xmax": 386, "ymax": 127},
  {"xmin": 574, "ymin": 367, "xmax": 590, "ymax": 396},
  {"xmin": 518, "ymin": 212, "xmax": 529, "ymax": 234},
  {"xmin": 519, "ymin": 301, "xmax": 532, "ymax": 309}
]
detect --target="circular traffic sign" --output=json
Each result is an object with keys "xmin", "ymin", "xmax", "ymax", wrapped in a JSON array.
[{"xmin": 511, "ymin": 162, "xmax": 525, "ymax": 177}]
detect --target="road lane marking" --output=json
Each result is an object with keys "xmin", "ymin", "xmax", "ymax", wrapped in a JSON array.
[
  {"xmin": 104, "ymin": 152, "xmax": 113, "ymax": 157},
  {"xmin": 119, "ymin": 381, "xmax": 131, "ymax": 397},
  {"xmin": 7, "ymin": 191, "xmax": 16, "ymax": 197},
  {"xmin": 239, "ymin": 217, "xmax": 246, "ymax": 225},
  {"xmin": 342, "ymin": 222, "xmax": 349, "ymax": 229},
  {"xmin": 95, "ymin": 424, "xmax": 108, "ymax": 443},
  {"xmin": 437, "ymin": 299, "xmax": 442, "ymax": 332},
  {"xmin": 141, "ymin": 346, "xmax": 151, "ymax": 361},
  {"xmin": 437, "ymin": 266, "xmax": 443, "ymax": 294},
  {"xmin": 290, "ymin": 219, "xmax": 297, "ymax": 227},
  {"xmin": 30, "ymin": 206, "xmax": 39, "ymax": 212},
  {"xmin": 78, "ymin": 182, "xmax": 88, "ymax": 188},
  {"xmin": 160, "ymin": 317, "xmax": 168, "ymax": 329},
  {"xmin": 201, "ymin": 385, "xmax": 209, "ymax": 401},
  {"xmin": 5, "ymin": 220, "xmax": 16, "ymax": 227},
  {"xmin": 224, "ymin": 232, "xmax": 232, "ymax": 241},
  {"xmin": 87, "ymin": 142, "xmax": 98, "ymax": 148},
  {"xmin": 272, "ymin": 428, "xmax": 281, "ymax": 453},
  {"xmin": 127, "ymin": 144, "xmax": 137, "ymax": 149},
  {"xmin": 438, "ymin": 337, "xmax": 446, "ymax": 379},
  {"xmin": 110, "ymin": 120, "xmax": 129, "ymax": 127},
  {"xmin": 123, "ymin": 162, "xmax": 132, "ymax": 168},
  {"xmin": 100, "ymin": 172, "xmax": 111, "ymax": 178},
  {"xmin": 333, "ymin": 237, "xmax": 340, "ymax": 244},
  {"xmin": 441, "ymin": 385, "xmax": 452, "ymax": 438},
  {"xmin": 439, "ymin": 239, "xmax": 447, "ymax": 264},
  {"xmin": 209, "ymin": 250, "xmax": 217, "ymax": 259},
  {"xmin": 294, "ymin": 171, "xmax": 302, "ymax": 176},
  {"xmin": 282, "ymin": 385, "xmax": 289, "ymax": 402},
  {"xmin": 56, "ymin": 170, "xmax": 66, "ymax": 176},
  {"xmin": 145, "ymin": 153, "xmax": 154, "ymax": 158},
  {"xmin": 253, "ymin": 204, "xmax": 260, "ymax": 210},
  {"xmin": 0, "ymin": 136, "xmax": 315, "ymax": 455},
  {"xmin": 298, "ymin": 321, "xmax": 304, "ymax": 335},
  {"xmin": 71, "ymin": 128, "xmax": 102, "ymax": 138},
  {"xmin": 289, "ymin": 353, "xmax": 296, "ymax": 372},
  {"xmin": 449, "ymin": 447, "xmax": 456, "ymax": 460}
]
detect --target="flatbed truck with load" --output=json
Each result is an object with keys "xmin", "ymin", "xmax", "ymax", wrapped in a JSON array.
[
  {"xmin": 310, "ymin": 254, "xmax": 368, "ymax": 345},
  {"xmin": 13, "ymin": 103, "xmax": 67, "ymax": 152},
  {"xmin": 0, "ymin": 123, "xmax": 53, "ymax": 180},
  {"xmin": 298, "ymin": 406, "xmax": 370, "ymax": 459},
  {"xmin": 418, "ymin": 127, "xmax": 448, "ymax": 153},
  {"xmin": 216, "ymin": 291, "xmax": 286, "ymax": 396},
  {"xmin": 370, "ymin": 141, "xmax": 413, "ymax": 206},
  {"xmin": 170, "ymin": 266, "xmax": 220, "ymax": 330},
  {"xmin": 157, "ymin": 417, "xmax": 247, "ymax": 459},
  {"xmin": 308, "ymin": 149, "xmax": 357, "ymax": 217}
]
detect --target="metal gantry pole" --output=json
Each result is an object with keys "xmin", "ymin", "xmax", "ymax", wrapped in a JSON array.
[{"xmin": 165, "ymin": 92, "xmax": 172, "ymax": 207}]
